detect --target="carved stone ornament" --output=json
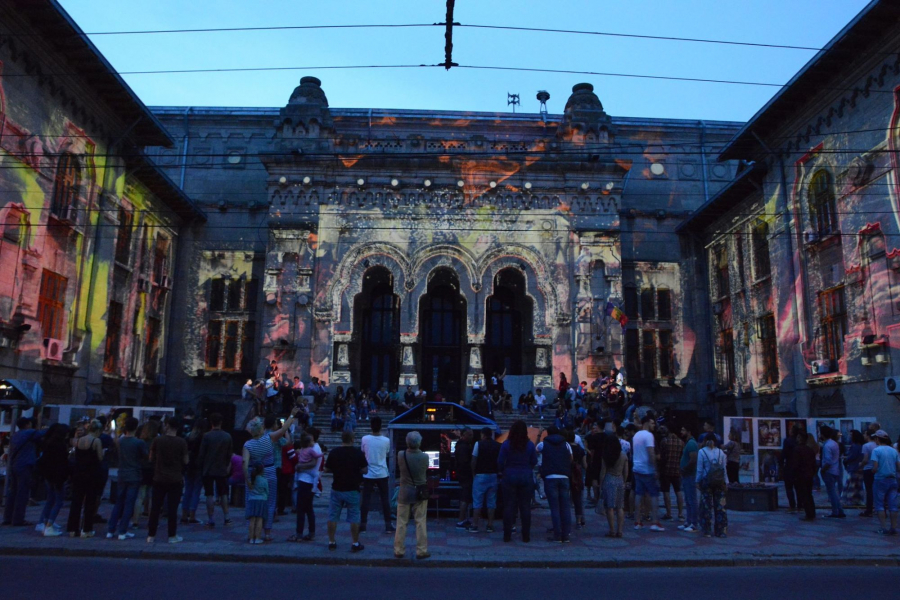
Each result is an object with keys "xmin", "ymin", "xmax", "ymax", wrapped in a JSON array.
[
  {"xmin": 337, "ymin": 344, "xmax": 349, "ymax": 366},
  {"xmin": 402, "ymin": 345, "xmax": 414, "ymax": 366},
  {"xmin": 536, "ymin": 347, "xmax": 547, "ymax": 369},
  {"xmin": 469, "ymin": 347, "xmax": 482, "ymax": 370}
]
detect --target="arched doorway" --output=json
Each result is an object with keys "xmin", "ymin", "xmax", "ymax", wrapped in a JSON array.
[
  {"xmin": 353, "ymin": 267, "xmax": 400, "ymax": 393},
  {"xmin": 484, "ymin": 268, "xmax": 533, "ymax": 378},
  {"xmin": 419, "ymin": 268, "xmax": 466, "ymax": 400}
]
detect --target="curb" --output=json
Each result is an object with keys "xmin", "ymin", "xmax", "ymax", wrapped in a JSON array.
[{"xmin": 3, "ymin": 546, "xmax": 899, "ymax": 569}]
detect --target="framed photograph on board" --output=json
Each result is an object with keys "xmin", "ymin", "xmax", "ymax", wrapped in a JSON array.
[
  {"xmin": 726, "ymin": 418, "xmax": 754, "ymax": 454},
  {"xmin": 758, "ymin": 449, "xmax": 781, "ymax": 482},
  {"xmin": 739, "ymin": 454, "xmax": 756, "ymax": 484},
  {"xmin": 785, "ymin": 419, "xmax": 807, "ymax": 436},
  {"xmin": 757, "ymin": 419, "xmax": 782, "ymax": 448}
]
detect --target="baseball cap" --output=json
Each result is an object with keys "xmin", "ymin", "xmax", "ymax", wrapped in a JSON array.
[{"xmin": 874, "ymin": 429, "xmax": 890, "ymax": 439}]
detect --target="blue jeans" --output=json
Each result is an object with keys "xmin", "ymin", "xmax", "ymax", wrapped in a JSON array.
[
  {"xmin": 182, "ymin": 474, "xmax": 202, "ymax": 513},
  {"xmin": 502, "ymin": 469, "xmax": 534, "ymax": 540},
  {"xmin": 2, "ymin": 465, "xmax": 34, "ymax": 525},
  {"xmin": 682, "ymin": 473, "xmax": 698, "ymax": 528},
  {"xmin": 821, "ymin": 470, "xmax": 845, "ymax": 516},
  {"xmin": 108, "ymin": 482, "xmax": 140, "ymax": 535},
  {"xmin": 544, "ymin": 477, "xmax": 572, "ymax": 539},
  {"xmin": 39, "ymin": 481, "xmax": 65, "ymax": 525}
]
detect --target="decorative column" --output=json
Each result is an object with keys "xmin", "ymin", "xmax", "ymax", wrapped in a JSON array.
[{"xmin": 331, "ymin": 336, "xmax": 351, "ymax": 385}]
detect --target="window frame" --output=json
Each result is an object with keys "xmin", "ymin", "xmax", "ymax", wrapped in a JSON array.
[
  {"xmin": 104, "ymin": 301, "xmax": 124, "ymax": 374},
  {"xmin": 819, "ymin": 285, "xmax": 847, "ymax": 363},
  {"xmin": 809, "ymin": 170, "xmax": 837, "ymax": 236},
  {"xmin": 205, "ymin": 276, "xmax": 257, "ymax": 372},
  {"xmin": 751, "ymin": 219, "xmax": 771, "ymax": 281},
  {"xmin": 50, "ymin": 153, "xmax": 81, "ymax": 221},
  {"xmin": 758, "ymin": 313, "xmax": 778, "ymax": 386},
  {"xmin": 38, "ymin": 269, "xmax": 68, "ymax": 340}
]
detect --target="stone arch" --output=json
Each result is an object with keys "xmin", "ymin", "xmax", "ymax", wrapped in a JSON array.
[
  {"xmin": 476, "ymin": 244, "xmax": 562, "ymax": 338},
  {"xmin": 321, "ymin": 242, "xmax": 410, "ymax": 335},
  {"xmin": 407, "ymin": 244, "xmax": 478, "ymax": 338}
]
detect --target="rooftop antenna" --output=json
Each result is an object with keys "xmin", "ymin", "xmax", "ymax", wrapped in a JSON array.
[
  {"xmin": 536, "ymin": 90, "xmax": 550, "ymax": 122},
  {"xmin": 507, "ymin": 92, "xmax": 520, "ymax": 113}
]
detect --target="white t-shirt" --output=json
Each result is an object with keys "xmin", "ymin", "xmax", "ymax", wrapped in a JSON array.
[
  {"xmin": 536, "ymin": 440, "xmax": 573, "ymax": 479},
  {"xmin": 632, "ymin": 429, "xmax": 655, "ymax": 475},
  {"xmin": 295, "ymin": 443, "xmax": 323, "ymax": 486},
  {"xmin": 361, "ymin": 434, "xmax": 391, "ymax": 479},
  {"xmin": 535, "ymin": 394, "xmax": 547, "ymax": 406}
]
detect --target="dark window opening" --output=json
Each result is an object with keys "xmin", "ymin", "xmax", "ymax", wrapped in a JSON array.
[
  {"xmin": 356, "ymin": 267, "xmax": 400, "ymax": 393},
  {"xmin": 752, "ymin": 219, "xmax": 771, "ymax": 280},
  {"xmin": 819, "ymin": 286, "xmax": 846, "ymax": 363},
  {"xmin": 810, "ymin": 170, "xmax": 837, "ymax": 236},
  {"xmin": 719, "ymin": 329, "xmax": 735, "ymax": 388},
  {"xmin": 657, "ymin": 289, "xmax": 672, "ymax": 321},
  {"xmin": 623, "ymin": 286, "xmax": 638, "ymax": 320},
  {"xmin": 51, "ymin": 153, "xmax": 80, "ymax": 219},
  {"xmin": 714, "ymin": 245, "xmax": 729, "ymax": 298},
  {"xmin": 758, "ymin": 314, "xmax": 778, "ymax": 385},
  {"xmin": 115, "ymin": 207, "xmax": 133, "ymax": 266},
  {"xmin": 104, "ymin": 301, "xmax": 123, "ymax": 373},
  {"xmin": 659, "ymin": 330, "xmax": 674, "ymax": 378},
  {"xmin": 38, "ymin": 269, "xmax": 67, "ymax": 340},
  {"xmin": 641, "ymin": 330, "xmax": 656, "ymax": 381},
  {"xmin": 640, "ymin": 289, "xmax": 655, "ymax": 321},
  {"xmin": 144, "ymin": 317, "xmax": 161, "ymax": 379},
  {"xmin": 485, "ymin": 268, "xmax": 529, "ymax": 376}
]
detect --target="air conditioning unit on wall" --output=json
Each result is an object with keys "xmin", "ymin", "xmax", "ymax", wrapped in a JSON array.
[
  {"xmin": 41, "ymin": 338, "xmax": 64, "ymax": 361},
  {"xmin": 811, "ymin": 359, "xmax": 834, "ymax": 375},
  {"xmin": 885, "ymin": 376, "xmax": 900, "ymax": 394}
]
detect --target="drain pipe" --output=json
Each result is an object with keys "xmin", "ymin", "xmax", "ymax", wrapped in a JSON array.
[{"xmin": 179, "ymin": 107, "xmax": 192, "ymax": 189}]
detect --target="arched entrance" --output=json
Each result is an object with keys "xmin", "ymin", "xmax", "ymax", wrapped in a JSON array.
[
  {"xmin": 485, "ymin": 268, "xmax": 533, "ymax": 378},
  {"xmin": 353, "ymin": 267, "xmax": 400, "ymax": 393},
  {"xmin": 419, "ymin": 268, "xmax": 466, "ymax": 400}
]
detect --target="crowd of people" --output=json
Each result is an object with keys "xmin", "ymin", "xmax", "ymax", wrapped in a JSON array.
[{"xmin": 1, "ymin": 368, "xmax": 899, "ymax": 554}]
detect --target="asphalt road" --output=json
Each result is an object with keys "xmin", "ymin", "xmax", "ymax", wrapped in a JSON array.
[{"xmin": 1, "ymin": 557, "xmax": 897, "ymax": 599}]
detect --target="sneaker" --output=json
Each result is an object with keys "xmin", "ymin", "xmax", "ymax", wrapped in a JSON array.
[
  {"xmin": 328, "ymin": 541, "xmax": 337, "ymax": 551},
  {"xmin": 682, "ymin": 525, "xmax": 697, "ymax": 533},
  {"xmin": 561, "ymin": 536, "xmax": 571, "ymax": 543},
  {"xmin": 677, "ymin": 524, "xmax": 686, "ymax": 530},
  {"xmin": 43, "ymin": 527, "xmax": 63, "ymax": 537},
  {"xmin": 106, "ymin": 533, "xmax": 115, "ymax": 539},
  {"xmin": 485, "ymin": 525, "xmax": 494, "ymax": 533},
  {"xmin": 80, "ymin": 531, "xmax": 95, "ymax": 538},
  {"xmin": 118, "ymin": 533, "xmax": 135, "ymax": 540},
  {"xmin": 168, "ymin": 536, "xmax": 183, "ymax": 544},
  {"xmin": 467, "ymin": 526, "xmax": 479, "ymax": 533},
  {"xmin": 34, "ymin": 523, "xmax": 45, "ymax": 533},
  {"xmin": 146, "ymin": 536, "xmax": 155, "ymax": 543},
  {"xmin": 649, "ymin": 524, "xmax": 665, "ymax": 532},
  {"xmin": 633, "ymin": 523, "xmax": 643, "ymax": 531},
  {"xmin": 384, "ymin": 525, "xmax": 396, "ymax": 534},
  {"xmin": 455, "ymin": 520, "xmax": 471, "ymax": 530},
  {"xmin": 350, "ymin": 543, "xmax": 365, "ymax": 552}
]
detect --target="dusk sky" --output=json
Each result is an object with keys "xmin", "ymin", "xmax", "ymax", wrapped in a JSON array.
[{"xmin": 59, "ymin": 0, "xmax": 871, "ymax": 122}]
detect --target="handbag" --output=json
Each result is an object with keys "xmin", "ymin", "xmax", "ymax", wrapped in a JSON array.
[{"xmin": 403, "ymin": 451, "xmax": 430, "ymax": 502}]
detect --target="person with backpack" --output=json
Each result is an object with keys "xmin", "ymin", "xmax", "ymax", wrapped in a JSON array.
[{"xmin": 696, "ymin": 432, "xmax": 728, "ymax": 538}]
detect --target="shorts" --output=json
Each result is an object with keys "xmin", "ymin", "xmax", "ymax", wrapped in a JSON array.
[
  {"xmin": 203, "ymin": 476, "xmax": 229, "ymax": 498},
  {"xmin": 660, "ymin": 475, "xmax": 682, "ymax": 493},
  {"xmin": 472, "ymin": 474, "xmax": 498, "ymax": 509},
  {"xmin": 328, "ymin": 490, "xmax": 361, "ymax": 524},
  {"xmin": 873, "ymin": 477, "xmax": 898, "ymax": 512},
  {"xmin": 634, "ymin": 472, "xmax": 659, "ymax": 498},
  {"xmin": 459, "ymin": 478, "xmax": 473, "ymax": 504}
]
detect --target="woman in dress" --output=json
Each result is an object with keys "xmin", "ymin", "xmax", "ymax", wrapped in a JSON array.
[
  {"xmin": 242, "ymin": 409, "xmax": 298, "ymax": 541},
  {"xmin": 66, "ymin": 419, "xmax": 104, "ymax": 537},
  {"xmin": 599, "ymin": 431, "xmax": 628, "ymax": 537}
]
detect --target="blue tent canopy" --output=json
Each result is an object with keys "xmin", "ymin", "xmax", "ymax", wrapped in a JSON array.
[{"xmin": 0, "ymin": 379, "xmax": 44, "ymax": 408}]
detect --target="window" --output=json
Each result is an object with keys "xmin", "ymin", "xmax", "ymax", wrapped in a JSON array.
[
  {"xmin": 819, "ymin": 286, "xmax": 847, "ymax": 363},
  {"xmin": 809, "ymin": 170, "xmax": 837, "ymax": 236},
  {"xmin": 640, "ymin": 289, "xmax": 655, "ymax": 321},
  {"xmin": 736, "ymin": 232, "xmax": 746, "ymax": 288},
  {"xmin": 623, "ymin": 286, "xmax": 638, "ymax": 320},
  {"xmin": 114, "ymin": 207, "xmax": 133, "ymax": 266},
  {"xmin": 659, "ymin": 330, "xmax": 674, "ymax": 378},
  {"xmin": 205, "ymin": 276, "xmax": 257, "ymax": 372},
  {"xmin": 144, "ymin": 317, "xmax": 161, "ymax": 379},
  {"xmin": 2, "ymin": 210, "xmax": 25, "ymax": 244},
  {"xmin": 641, "ymin": 330, "xmax": 656, "ymax": 381},
  {"xmin": 719, "ymin": 328, "xmax": 735, "ymax": 388},
  {"xmin": 752, "ymin": 219, "xmax": 771, "ymax": 280},
  {"xmin": 38, "ymin": 269, "xmax": 67, "ymax": 339},
  {"xmin": 51, "ymin": 153, "xmax": 80, "ymax": 219},
  {"xmin": 714, "ymin": 245, "xmax": 729, "ymax": 298},
  {"xmin": 152, "ymin": 234, "xmax": 170, "ymax": 284},
  {"xmin": 104, "ymin": 301, "xmax": 123, "ymax": 373},
  {"xmin": 758, "ymin": 314, "xmax": 778, "ymax": 386},
  {"xmin": 625, "ymin": 329, "xmax": 640, "ymax": 381},
  {"xmin": 657, "ymin": 289, "xmax": 672, "ymax": 321}
]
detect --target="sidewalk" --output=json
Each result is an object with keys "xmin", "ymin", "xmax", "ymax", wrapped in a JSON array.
[{"xmin": 2, "ymin": 482, "xmax": 898, "ymax": 568}]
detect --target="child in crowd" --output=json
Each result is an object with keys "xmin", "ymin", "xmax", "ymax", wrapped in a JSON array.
[{"xmin": 246, "ymin": 462, "xmax": 268, "ymax": 544}]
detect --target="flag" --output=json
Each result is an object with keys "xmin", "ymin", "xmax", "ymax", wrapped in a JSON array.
[{"xmin": 605, "ymin": 301, "xmax": 628, "ymax": 327}]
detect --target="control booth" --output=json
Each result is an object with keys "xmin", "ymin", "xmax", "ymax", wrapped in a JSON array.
[{"xmin": 388, "ymin": 402, "xmax": 498, "ymax": 517}]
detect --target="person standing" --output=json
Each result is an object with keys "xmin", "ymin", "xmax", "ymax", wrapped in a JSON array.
[
  {"xmin": 242, "ymin": 411, "xmax": 297, "ymax": 541},
  {"xmin": 499, "ymin": 420, "xmax": 538, "ymax": 542},
  {"xmin": 870, "ymin": 430, "xmax": 899, "ymax": 535},
  {"xmin": 600, "ymin": 431, "xmax": 629, "ymax": 537},
  {"xmin": 147, "ymin": 417, "xmax": 189, "ymax": 544},
  {"xmin": 3, "ymin": 415, "xmax": 44, "ymax": 527},
  {"xmin": 360, "ymin": 417, "xmax": 395, "ymax": 534},
  {"xmin": 841, "ymin": 430, "xmax": 864, "ymax": 508},
  {"xmin": 245, "ymin": 462, "xmax": 268, "ymax": 544},
  {"xmin": 36, "ymin": 423, "xmax": 70, "ymax": 536},
  {"xmin": 394, "ymin": 430, "xmax": 430, "ymax": 559},
  {"xmin": 722, "ymin": 430, "xmax": 742, "ymax": 487},
  {"xmin": 780, "ymin": 426, "xmax": 800, "ymax": 513},
  {"xmin": 324, "ymin": 431, "xmax": 368, "ymax": 552},
  {"xmin": 632, "ymin": 415, "xmax": 664, "ymax": 531},
  {"xmin": 66, "ymin": 419, "xmax": 104, "ymax": 537},
  {"xmin": 454, "ymin": 428, "xmax": 475, "ymax": 530},
  {"xmin": 820, "ymin": 426, "xmax": 846, "ymax": 518},
  {"xmin": 537, "ymin": 426, "xmax": 573, "ymax": 543},
  {"xmin": 469, "ymin": 427, "xmax": 501, "ymax": 534},
  {"xmin": 860, "ymin": 430, "xmax": 878, "ymax": 517},
  {"xmin": 795, "ymin": 432, "xmax": 818, "ymax": 521},
  {"xmin": 288, "ymin": 433, "xmax": 322, "ymax": 542},
  {"xmin": 696, "ymin": 432, "xmax": 728, "ymax": 538},
  {"xmin": 659, "ymin": 426, "xmax": 685, "ymax": 522},
  {"xmin": 181, "ymin": 418, "xmax": 208, "ymax": 525},
  {"xmin": 678, "ymin": 425, "xmax": 699, "ymax": 533},
  {"xmin": 198, "ymin": 413, "xmax": 233, "ymax": 528},
  {"xmin": 106, "ymin": 418, "xmax": 147, "ymax": 540}
]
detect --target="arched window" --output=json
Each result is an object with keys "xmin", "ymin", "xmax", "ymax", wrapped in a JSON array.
[
  {"xmin": 51, "ymin": 153, "xmax": 80, "ymax": 220},
  {"xmin": 809, "ymin": 170, "xmax": 837, "ymax": 235},
  {"xmin": 356, "ymin": 267, "xmax": 399, "ymax": 393}
]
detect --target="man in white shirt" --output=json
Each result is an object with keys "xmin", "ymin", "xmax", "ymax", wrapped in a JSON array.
[
  {"xmin": 534, "ymin": 388, "xmax": 548, "ymax": 419},
  {"xmin": 632, "ymin": 414, "xmax": 664, "ymax": 531},
  {"xmin": 359, "ymin": 417, "xmax": 395, "ymax": 534}
]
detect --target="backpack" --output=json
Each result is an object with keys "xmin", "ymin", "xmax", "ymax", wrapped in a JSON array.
[{"xmin": 703, "ymin": 449, "xmax": 727, "ymax": 492}]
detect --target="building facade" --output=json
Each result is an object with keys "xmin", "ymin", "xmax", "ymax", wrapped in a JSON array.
[
  {"xmin": 678, "ymin": 0, "xmax": 900, "ymax": 432},
  {"xmin": 0, "ymin": 1, "xmax": 204, "ymax": 407},
  {"xmin": 148, "ymin": 78, "xmax": 740, "ymax": 411}
]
